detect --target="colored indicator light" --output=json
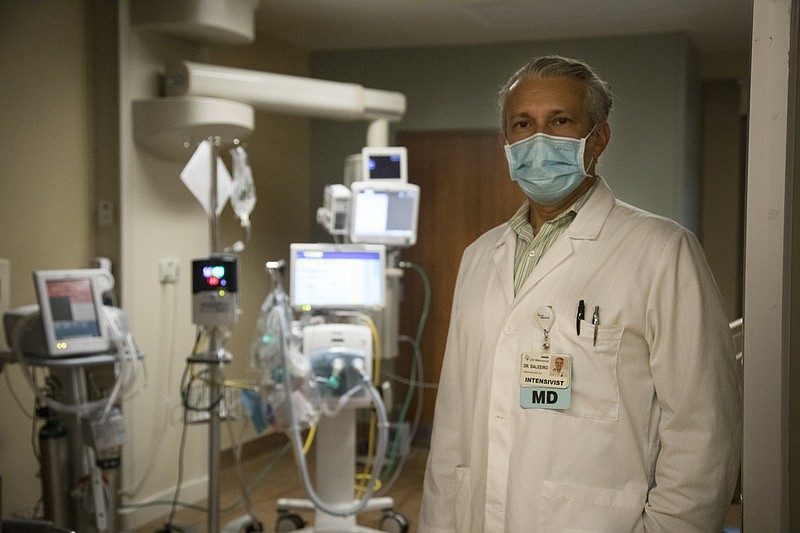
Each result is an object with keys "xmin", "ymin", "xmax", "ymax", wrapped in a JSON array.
[
  {"xmin": 203, "ymin": 265, "xmax": 225, "ymax": 278},
  {"xmin": 207, "ymin": 276, "xmax": 220, "ymax": 286},
  {"xmin": 219, "ymin": 290, "xmax": 226, "ymax": 296}
]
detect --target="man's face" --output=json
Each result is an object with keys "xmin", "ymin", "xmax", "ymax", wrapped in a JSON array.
[
  {"xmin": 503, "ymin": 75, "xmax": 609, "ymax": 174},
  {"xmin": 555, "ymin": 357, "xmax": 564, "ymax": 370}
]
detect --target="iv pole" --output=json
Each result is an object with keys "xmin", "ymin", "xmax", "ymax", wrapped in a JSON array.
[
  {"xmin": 182, "ymin": 135, "xmax": 227, "ymax": 533},
  {"xmin": 206, "ymin": 135, "xmax": 223, "ymax": 533}
]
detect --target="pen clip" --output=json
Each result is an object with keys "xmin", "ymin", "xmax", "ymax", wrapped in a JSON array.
[
  {"xmin": 592, "ymin": 306, "xmax": 600, "ymax": 346},
  {"xmin": 576, "ymin": 300, "xmax": 585, "ymax": 335}
]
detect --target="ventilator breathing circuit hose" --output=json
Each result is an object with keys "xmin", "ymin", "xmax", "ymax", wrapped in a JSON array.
[{"xmin": 272, "ymin": 289, "xmax": 390, "ymax": 517}]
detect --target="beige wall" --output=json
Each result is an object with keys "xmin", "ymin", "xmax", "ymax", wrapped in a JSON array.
[{"xmin": 0, "ymin": 0, "xmax": 95, "ymax": 517}]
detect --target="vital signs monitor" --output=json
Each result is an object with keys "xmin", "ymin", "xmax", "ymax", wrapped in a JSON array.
[
  {"xmin": 349, "ymin": 181, "xmax": 420, "ymax": 247},
  {"xmin": 343, "ymin": 146, "xmax": 408, "ymax": 187},
  {"xmin": 361, "ymin": 146, "xmax": 407, "ymax": 182},
  {"xmin": 290, "ymin": 243, "xmax": 386, "ymax": 311},
  {"xmin": 32, "ymin": 269, "xmax": 113, "ymax": 357}
]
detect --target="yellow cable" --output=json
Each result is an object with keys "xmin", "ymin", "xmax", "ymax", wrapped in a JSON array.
[
  {"xmin": 355, "ymin": 473, "xmax": 382, "ymax": 491},
  {"xmin": 303, "ymin": 425, "xmax": 316, "ymax": 455},
  {"xmin": 222, "ymin": 378, "xmax": 258, "ymax": 391},
  {"xmin": 352, "ymin": 314, "xmax": 381, "ymax": 497}
]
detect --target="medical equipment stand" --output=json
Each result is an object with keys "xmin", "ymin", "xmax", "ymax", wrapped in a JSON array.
[
  {"xmin": 189, "ymin": 135, "xmax": 233, "ymax": 533},
  {"xmin": 186, "ymin": 333, "xmax": 227, "ymax": 533},
  {"xmin": 25, "ymin": 354, "xmax": 120, "ymax": 533},
  {"xmin": 276, "ymin": 409, "xmax": 398, "ymax": 533},
  {"xmin": 207, "ymin": 136, "xmax": 222, "ymax": 533},
  {"xmin": 274, "ymin": 252, "xmax": 409, "ymax": 533}
]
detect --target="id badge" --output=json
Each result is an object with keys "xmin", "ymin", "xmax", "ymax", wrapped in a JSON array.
[{"xmin": 520, "ymin": 352, "xmax": 572, "ymax": 409}]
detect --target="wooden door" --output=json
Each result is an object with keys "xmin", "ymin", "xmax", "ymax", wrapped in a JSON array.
[{"xmin": 396, "ymin": 130, "xmax": 526, "ymax": 424}]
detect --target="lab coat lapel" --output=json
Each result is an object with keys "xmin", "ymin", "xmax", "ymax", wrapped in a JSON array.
[{"xmin": 491, "ymin": 227, "xmax": 517, "ymax": 306}]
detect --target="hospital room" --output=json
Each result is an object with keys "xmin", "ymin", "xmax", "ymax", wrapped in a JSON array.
[{"xmin": 0, "ymin": 0, "xmax": 796, "ymax": 532}]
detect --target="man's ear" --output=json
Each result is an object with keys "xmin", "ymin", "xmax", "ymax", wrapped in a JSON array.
[{"xmin": 591, "ymin": 121, "xmax": 611, "ymax": 159}]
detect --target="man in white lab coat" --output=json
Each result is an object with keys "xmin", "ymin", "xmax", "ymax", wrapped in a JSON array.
[{"xmin": 420, "ymin": 56, "xmax": 742, "ymax": 532}]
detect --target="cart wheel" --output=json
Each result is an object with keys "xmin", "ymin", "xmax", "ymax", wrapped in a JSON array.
[
  {"xmin": 380, "ymin": 510, "xmax": 409, "ymax": 533},
  {"xmin": 275, "ymin": 512, "xmax": 305, "ymax": 532}
]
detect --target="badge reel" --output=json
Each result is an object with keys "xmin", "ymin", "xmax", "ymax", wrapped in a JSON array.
[{"xmin": 520, "ymin": 306, "xmax": 572, "ymax": 409}]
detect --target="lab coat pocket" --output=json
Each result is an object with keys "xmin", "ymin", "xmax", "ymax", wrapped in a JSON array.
[
  {"xmin": 454, "ymin": 466, "xmax": 471, "ymax": 532},
  {"xmin": 569, "ymin": 323, "xmax": 624, "ymax": 420},
  {"xmin": 538, "ymin": 479, "xmax": 645, "ymax": 533}
]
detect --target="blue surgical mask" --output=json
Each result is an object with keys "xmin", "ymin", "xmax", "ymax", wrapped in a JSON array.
[{"xmin": 504, "ymin": 128, "xmax": 595, "ymax": 205}]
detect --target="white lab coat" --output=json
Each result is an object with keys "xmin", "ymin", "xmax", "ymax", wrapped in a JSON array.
[{"xmin": 420, "ymin": 178, "xmax": 742, "ymax": 533}]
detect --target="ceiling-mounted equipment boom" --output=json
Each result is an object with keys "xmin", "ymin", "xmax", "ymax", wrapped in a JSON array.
[{"xmin": 164, "ymin": 60, "xmax": 406, "ymax": 122}]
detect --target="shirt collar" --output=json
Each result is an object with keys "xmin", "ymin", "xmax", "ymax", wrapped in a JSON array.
[{"xmin": 509, "ymin": 178, "xmax": 600, "ymax": 238}]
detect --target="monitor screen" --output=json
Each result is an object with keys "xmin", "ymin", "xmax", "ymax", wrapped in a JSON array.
[
  {"xmin": 361, "ymin": 147, "xmax": 407, "ymax": 182},
  {"xmin": 290, "ymin": 243, "xmax": 386, "ymax": 311},
  {"xmin": 33, "ymin": 269, "xmax": 112, "ymax": 357},
  {"xmin": 192, "ymin": 258, "xmax": 238, "ymax": 294},
  {"xmin": 349, "ymin": 181, "xmax": 419, "ymax": 247}
]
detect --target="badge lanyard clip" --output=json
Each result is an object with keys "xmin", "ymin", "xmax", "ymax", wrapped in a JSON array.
[{"xmin": 535, "ymin": 306, "xmax": 554, "ymax": 351}]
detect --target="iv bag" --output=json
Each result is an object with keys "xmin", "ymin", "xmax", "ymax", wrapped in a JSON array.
[
  {"xmin": 230, "ymin": 146, "xmax": 257, "ymax": 226},
  {"xmin": 250, "ymin": 272, "xmax": 319, "ymax": 432}
]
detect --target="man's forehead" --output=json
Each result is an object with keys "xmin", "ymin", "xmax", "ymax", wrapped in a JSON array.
[{"xmin": 507, "ymin": 76, "xmax": 586, "ymax": 107}]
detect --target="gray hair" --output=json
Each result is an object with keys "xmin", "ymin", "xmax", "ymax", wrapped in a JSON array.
[{"xmin": 498, "ymin": 55, "xmax": 613, "ymax": 130}]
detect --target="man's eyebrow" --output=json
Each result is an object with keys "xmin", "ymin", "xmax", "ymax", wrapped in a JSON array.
[{"xmin": 509, "ymin": 108, "xmax": 575, "ymax": 118}]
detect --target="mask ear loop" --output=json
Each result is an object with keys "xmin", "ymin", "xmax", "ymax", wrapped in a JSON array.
[{"xmin": 582, "ymin": 123, "xmax": 601, "ymax": 178}]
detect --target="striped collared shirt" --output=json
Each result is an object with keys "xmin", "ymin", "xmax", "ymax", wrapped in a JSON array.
[{"xmin": 510, "ymin": 180, "xmax": 598, "ymax": 295}]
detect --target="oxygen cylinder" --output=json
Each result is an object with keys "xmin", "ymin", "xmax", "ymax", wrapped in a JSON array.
[{"xmin": 39, "ymin": 415, "xmax": 73, "ymax": 528}]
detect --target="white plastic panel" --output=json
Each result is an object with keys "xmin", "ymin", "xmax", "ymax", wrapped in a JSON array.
[{"xmin": 133, "ymin": 96, "xmax": 254, "ymax": 160}]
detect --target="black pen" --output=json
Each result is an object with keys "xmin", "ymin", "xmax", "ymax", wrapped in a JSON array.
[{"xmin": 576, "ymin": 300, "xmax": 585, "ymax": 335}]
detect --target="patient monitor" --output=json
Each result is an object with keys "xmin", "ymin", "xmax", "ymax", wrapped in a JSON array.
[
  {"xmin": 317, "ymin": 146, "xmax": 419, "ymax": 248},
  {"xmin": 6, "ymin": 269, "xmax": 116, "ymax": 358},
  {"xmin": 344, "ymin": 146, "xmax": 407, "ymax": 187},
  {"xmin": 361, "ymin": 146, "xmax": 407, "ymax": 182},
  {"xmin": 349, "ymin": 181, "xmax": 420, "ymax": 247},
  {"xmin": 290, "ymin": 243, "xmax": 387, "ymax": 311}
]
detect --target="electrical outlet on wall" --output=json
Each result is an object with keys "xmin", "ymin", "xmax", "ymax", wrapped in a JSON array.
[
  {"xmin": 159, "ymin": 257, "xmax": 180, "ymax": 284},
  {"xmin": 97, "ymin": 200, "xmax": 114, "ymax": 227}
]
